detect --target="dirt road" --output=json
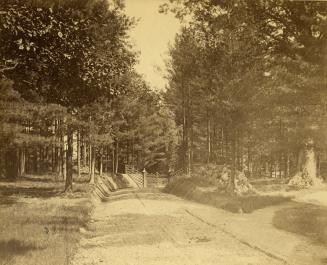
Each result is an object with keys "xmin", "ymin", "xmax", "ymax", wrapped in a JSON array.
[{"xmin": 71, "ymin": 190, "xmax": 298, "ymax": 265}]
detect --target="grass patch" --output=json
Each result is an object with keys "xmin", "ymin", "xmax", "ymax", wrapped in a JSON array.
[
  {"xmin": 165, "ymin": 178, "xmax": 291, "ymax": 213},
  {"xmin": 273, "ymin": 203, "xmax": 327, "ymax": 245},
  {"xmin": 0, "ymin": 177, "xmax": 92, "ymax": 265}
]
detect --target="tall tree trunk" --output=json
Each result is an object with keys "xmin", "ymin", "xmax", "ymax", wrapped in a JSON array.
[
  {"xmin": 228, "ymin": 132, "xmax": 237, "ymax": 194},
  {"xmin": 18, "ymin": 147, "xmax": 25, "ymax": 178},
  {"xmin": 25, "ymin": 148, "xmax": 29, "ymax": 174},
  {"xmin": 62, "ymin": 135, "xmax": 67, "ymax": 181},
  {"xmin": 57, "ymin": 147, "xmax": 62, "ymax": 181},
  {"xmin": 55, "ymin": 119, "xmax": 61, "ymax": 180},
  {"xmin": 265, "ymin": 161, "xmax": 269, "ymax": 178},
  {"xmin": 279, "ymin": 153, "xmax": 283, "ymax": 179},
  {"xmin": 89, "ymin": 147, "xmax": 95, "ymax": 185},
  {"xmin": 224, "ymin": 129, "xmax": 228, "ymax": 164},
  {"xmin": 112, "ymin": 147, "xmax": 115, "ymax": 175},
  {"xmin": 99, "ymin": 154, "xmax": 103, "ymax": 176},
  {"xmin": 247, "ymin": 146, "xmax": 252, "ymax": 178},
  {"xmin": 188, "ymin": 85, "xmax": 194, "ymax": 173},
  {"xmin": 221, "ymin": 127, "xmax": 224, "ymax": 162},
  {"xmin": 317, "ymin": 153, "xmax": 321, "ymax": 178},
  {"xmin": 83, "ymin": 137, "xmax": 87, "ymax": 167},
  {"xmin": 115, "ymin": 141, "xmax": 119, "ymax": 174},
  {"xmin": 182, "ymin": 84, "xmax": 188, "ymax": 172},
  {"xmin": 34, "ymin": 147, "xmax": 38, "ymax": 174},
  {"xmin": 77, "ymin": 131, "xmax": 81, "ymax": 178},
  {"xmin": 51, "ymin": 146, "xmax": 55, "ymax": 173},
  {"xmin": 270, "ymin": 155, "xmax": 273, "ymax": 178},
  {"xmin": 286, "ymin": 152, "xmax": 290, "ymax": 178},
  {"xmin": 206, "ymin": 109, "xmax": 211, "ymax": 164},
  {"xmin": 39, "ymin": 146, "xmax": 43, "ymax": 173},
  {"xmin": 106, "ymin": 145, "xmax": 110, "ymax": 173},
  {"xmin": 89, "ymin": 144, "xmax": 92, "ymax": 176},
  {"xmin": 65, "ymin": 127, "xmax": 73, "ymax": 192}
]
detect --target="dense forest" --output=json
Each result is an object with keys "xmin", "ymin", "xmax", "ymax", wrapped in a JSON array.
[
  {"xmin": 0, "ymin": 0, "xmax": 177, "ymax": 191},
  {"xmin": 162, "ymin": 0, "xmax": 327, "ymax": 188},
  {"xmin": 1, "ymin": 0, "xmax": 326, "ymax": 192}
]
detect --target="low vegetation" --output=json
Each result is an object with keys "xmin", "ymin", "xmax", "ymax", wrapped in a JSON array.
[
  {"xmin": 165, "ymin": 177, "xmax": 291, "ymax": 213},
  {"xmin": 0, "ymin": 176, "xmax": 92, "ymax": 265}
]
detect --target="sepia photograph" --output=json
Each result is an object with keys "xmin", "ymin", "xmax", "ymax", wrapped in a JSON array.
[{"xmin": 0, "ymin": 0, "xmax": 327, "ymax": 264}]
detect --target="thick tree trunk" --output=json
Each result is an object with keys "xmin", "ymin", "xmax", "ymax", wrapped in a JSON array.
[
  {"xmin": 289, "ymin": 139, "xmax": 321, "ymax": 187},
  {"xmin": 300, "ymin": 147, "xmax": 317, "ymax": 179},
  {"xmin": 65, "ymin": 128, "xmax": 73, "ymax": 192}
]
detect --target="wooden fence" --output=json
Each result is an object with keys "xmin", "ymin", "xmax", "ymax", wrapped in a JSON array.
[{"xmin": 124, "ymin": 165, "xmax": 170, "ymax": 188}]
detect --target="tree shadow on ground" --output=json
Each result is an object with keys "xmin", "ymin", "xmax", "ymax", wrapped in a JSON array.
[
  {"xmin": 0, "ymin": 185, "xmax": 60, "ymax": 198},
  {"xmin": 273, "ymin": 202, "xmax": 327, "ymax": 245},
  {"xmin": 0, "ymin": 239, "xmax": 42, "ymax": 263},
  {"xmin": 0, "ymin": 175, "xmax": 55, "ymax": 183},
  {"xmin": 0, "ymin": 196, "xmax": 17, "ymax": 206}
]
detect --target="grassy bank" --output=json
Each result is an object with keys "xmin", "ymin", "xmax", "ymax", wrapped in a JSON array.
[
  {"xmin": 0, "ymin": 176, "xmax": 92, "ymax": 265},
  {"xmin": 165, "ymin": 177, "xmax": 291, "ymax": 213}
]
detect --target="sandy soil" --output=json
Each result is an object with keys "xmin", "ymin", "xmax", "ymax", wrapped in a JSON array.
[
  {"xmin": 71, "ymin": 190, "xmax": 298, "ymax": 265},
  {"xmin": 294, "ymin": 190, "xmax": 327, "ymax": 206}
]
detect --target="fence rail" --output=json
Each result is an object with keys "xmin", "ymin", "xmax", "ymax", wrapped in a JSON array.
[
  {"xmin": 170, "ymin": 169, "xmax": 185, "ymax": 179},
  {"xmin": 146, "ymin": 172, "xmax": 169, "ymax": 187}
]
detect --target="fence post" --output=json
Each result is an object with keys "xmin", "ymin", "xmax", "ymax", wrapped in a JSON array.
[{"xmin": 142, "ymin": 168, "xmax": 147, "ymax": 188}]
